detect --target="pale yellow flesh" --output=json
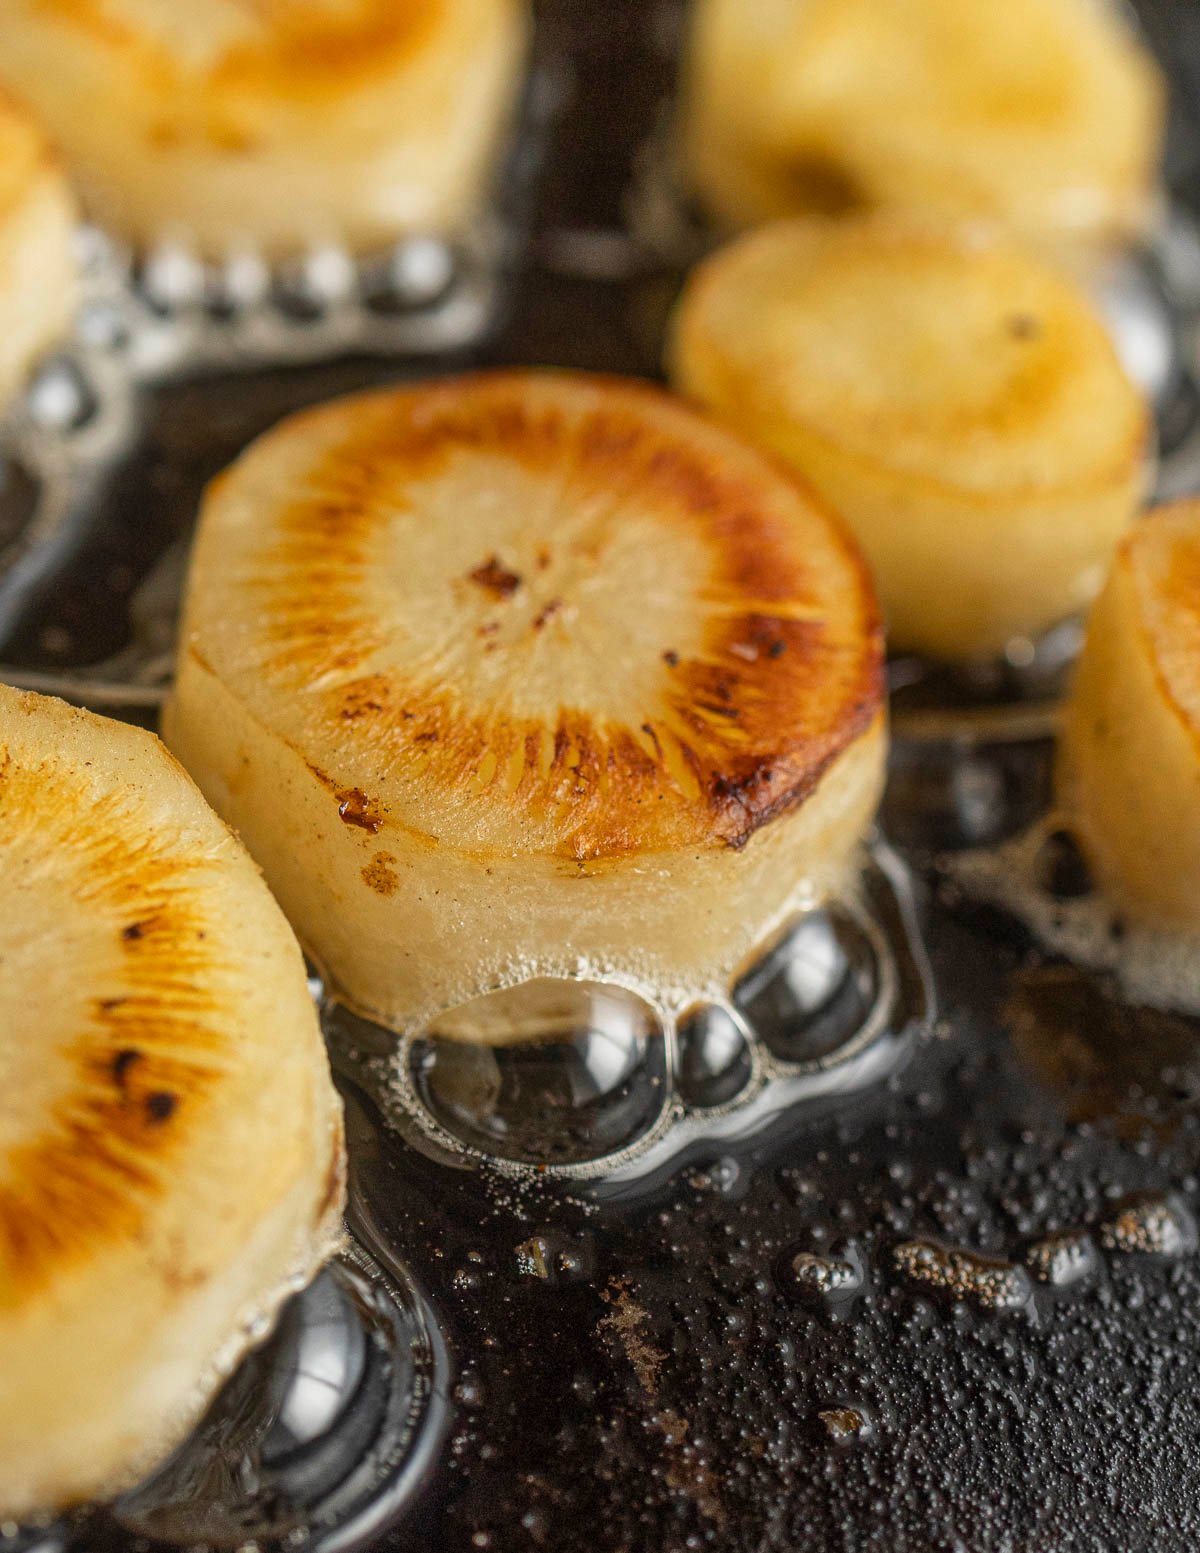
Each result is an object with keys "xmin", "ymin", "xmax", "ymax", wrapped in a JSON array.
[
  {"xmin": 0, "ymin": 0, "xmax": 528, "ymax": 258},
  {"xmin": 0, "ymin": 685, "xmax": 345, "ymax": 1519},
  {"xmin": 0, "ymin": 92, "xmax": 77, "ymax": 411},
  {"xmin": 167, "ymin": 654, "xmax": 885, "ymax": 1030},
  {"xmin": 163, "ymin": 371, "xmax": 886, "ymax": 1034},
  {"xmin": 679, "ymin": 0, "xmax": 1164, "ymax": 249},
  {"xmin": 1059, "ymin": 503, "xmax": 1200, "ymax": 929},
  {"xmin": 670, "ymin": 215, "xmax": 1149, "ymax": 661}
]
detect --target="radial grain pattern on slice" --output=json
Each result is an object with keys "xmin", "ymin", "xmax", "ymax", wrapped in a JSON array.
[
  {"xmin": 164, "ymin": 370, "xmax": 886, "ymax": 1034},
  {"xmin": 0, "ymin": 0, "xmax": 528, "ymax": 258},
  {"xmin": 670, "ymin": 214, "xmax": 1150, "ymax": 662},
  {"xmin": 0, "ymin": 684, "xmax": 344, "ymax": 1520},
  {"xmin": 1059, "ymin": 501, "xmax": 1200, "ymax": 929}
]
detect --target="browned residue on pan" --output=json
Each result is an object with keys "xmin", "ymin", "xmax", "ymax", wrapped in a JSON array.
[{"xmin": 598, "ymin": 1276, "xmax": 726, "ymax": 1525}]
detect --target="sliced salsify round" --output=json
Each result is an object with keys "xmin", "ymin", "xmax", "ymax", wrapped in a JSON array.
[
  {"xmin": 0, "ymin": 88, "xmax": 77, "ymax": 412},
  {"xmin": 1059, "ymin": 500, "xmax": 1200, "ymax": 929},
  {"xmin": 670, "ymin": 214, "xmax": 1150, "ymax": 662},
  {"xmin": 678, "ymin": 0, "xmax": 1164, "ymax": 248},
  {"xmin": 0, "ymin": 684, "xmax": 345, "ymax": 1519},
  {"xmin": 163, "ymin": 369, "xmax": 886, "ymax": 1035},
  {"xmin": 0, "ymin": 0, "xmax": 528, "ymax": 259}
]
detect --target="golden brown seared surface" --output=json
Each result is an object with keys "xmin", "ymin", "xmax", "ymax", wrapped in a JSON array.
[
  {"xmin": 1120, "ymin": 502, "xmax": 1200, "ymax": 748},
  {"xmin": 0, "ymin": 748, "xmax": 228, "ymax": 1305},
  {"xmin": 32, "ymin": 0, "xmax": 445, "ymax": 98},
  {"xmin": 0, "ymin": 87, "xmax": 60, "ymax": 220},
  {"xmin": 0, "ymin": 685, "xmax": 345, "ymax": 1519},
  {"xmin": 181, "ymin": 371, "xmax": 883, "ymax": 859},
  {"xmin": 0, "ymin": 684, "xmax": 341, "ymax": 1321}
]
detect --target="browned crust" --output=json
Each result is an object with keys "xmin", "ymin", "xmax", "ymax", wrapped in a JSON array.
[
  {"xmin": 203, "ymin": 370, "xmax": 883, "ymax": 859},
  {"xmin": 37, "ymin": 0, "xmax": 453, "ymax": 99},
  {"xmin": 0, "ymin": 86, "xmax": 66, "ymax": 223},
  {"xmin": 1124, "ymin": 502, "xmax": 1200, "ymax": 759},
  {"xmin": 0, "ymin": 753, "xmax": 231, "ymax": 1305}
]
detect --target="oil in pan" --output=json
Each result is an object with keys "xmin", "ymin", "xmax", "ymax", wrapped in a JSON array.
[{"xmin": 5, "ymin": 2, "xmax": 1200, "ymax": 1551}]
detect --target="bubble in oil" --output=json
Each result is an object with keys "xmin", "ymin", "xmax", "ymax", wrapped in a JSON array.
[
  {"xmin": 111, "ymin": 1255, "xmax": 444, "ymax": 1549},
  {"xmin": 343, "ymin": 843, "xmax": 926, "ymax": 1183},
  {"xmin": 894, "ymin": 1239, "xmax": 1034, "ymax": 1314},
  {"xmin": 817, "ymin": 1405, "xmax": 872, "ymax": 1444},
  {"xmin": 25, "ymin": 357, "xmax": 98, "ymax": 433},
  {"xmin": 950, "ymin": 821, "xmax": 1200, "ymax": 1015},
  {"xmin": 258, "ymin": 1270, "xmax": 367, "ymax": 1467},
  {"xmin": 733, "ymin": 909, "xmax": 878, "ymax": 1064},
  {"xmin": 676, "ymin": 1004, "xmax": 753, "ymax": 1108},
  {"xmin": 410, "ymin": 979, "xmax": 668, "ymax": 1166},
  {"xmin": 779, "ymin": 1241, "xmax": 866, "ymax": 1308},
  {"xmin": 511, "ymin": 1231, "xmax": 593, "ymax": 1283},
  {"xmin": 1099, "ymin": 1194, "xmax": 1197, "ymax": 1258},
  {"xmin": 1024, "ymin": 1230, "xmax": 1098, "ymax": 1288}
]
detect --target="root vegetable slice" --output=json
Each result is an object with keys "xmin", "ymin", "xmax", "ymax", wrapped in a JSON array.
[
  {"xmin": 1059, "ymin": 501, "xmax": 1200, "ymax": 928},
  {"xmin": 0, "ymin": 685, "xmax": 344, "ymax": 1518},
  {"xmin": 0, "ymin": 89, "xmax": 76, "ymax": 411},
  {"xmin": 0, "ymin": 0, "xmax": 527, "ymax": 259},
  {"xmin": 670, "ymin": 215, "xmax": 1149, "ymax": 661},
  {"xmin": 164, "ymin": 370, "xmax": 885, "ymax": 1033},
  {"xmin": 679, "ymin": 0, "xmax": 1164, "ymax": 248}
]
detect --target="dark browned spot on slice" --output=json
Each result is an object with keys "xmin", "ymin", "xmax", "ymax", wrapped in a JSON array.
[
  {"xmin": 252, "ymin": 373, "xmax": 883, "ymax": 856},
  {"xmin": 112, "ymin": 1048, "xmax": 143, "ymax": 1091},
  {"xmin": 1008, "ymin": 314, "xmax": 1042, "ymax": 341},
  {"xmin": 162, "ymin": 1261, "xmax": 211, "ymax": 1295},
  {"xmin": 362, "ymin": 852, "xmax": 400, "ymax": 896},
  {"xmin": 0, "ymin": 756, "xmax": 250, "ymax": 1305},
  {"xmin": 336, "ymin": 787, "xmax": 383, "ymax": 832},
  {"xmin": 468, "ymin": 555, "xmax": 522, "ymax": 599},
  {"xmin": 145, "ymin": 1091, "xmax": 178, "ymax": 1125},
  {"xmin": 532, "ymin": 598, "xmax": 563, "ymax": 631},
  {"xmin": 779, "ymin": 154, "xmax": 865, "ymax": 216}
]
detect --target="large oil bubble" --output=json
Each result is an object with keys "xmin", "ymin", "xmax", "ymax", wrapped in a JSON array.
[{"xmin": 409, "ymin": 979, "xmax": 669, "ymax": 1166}]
